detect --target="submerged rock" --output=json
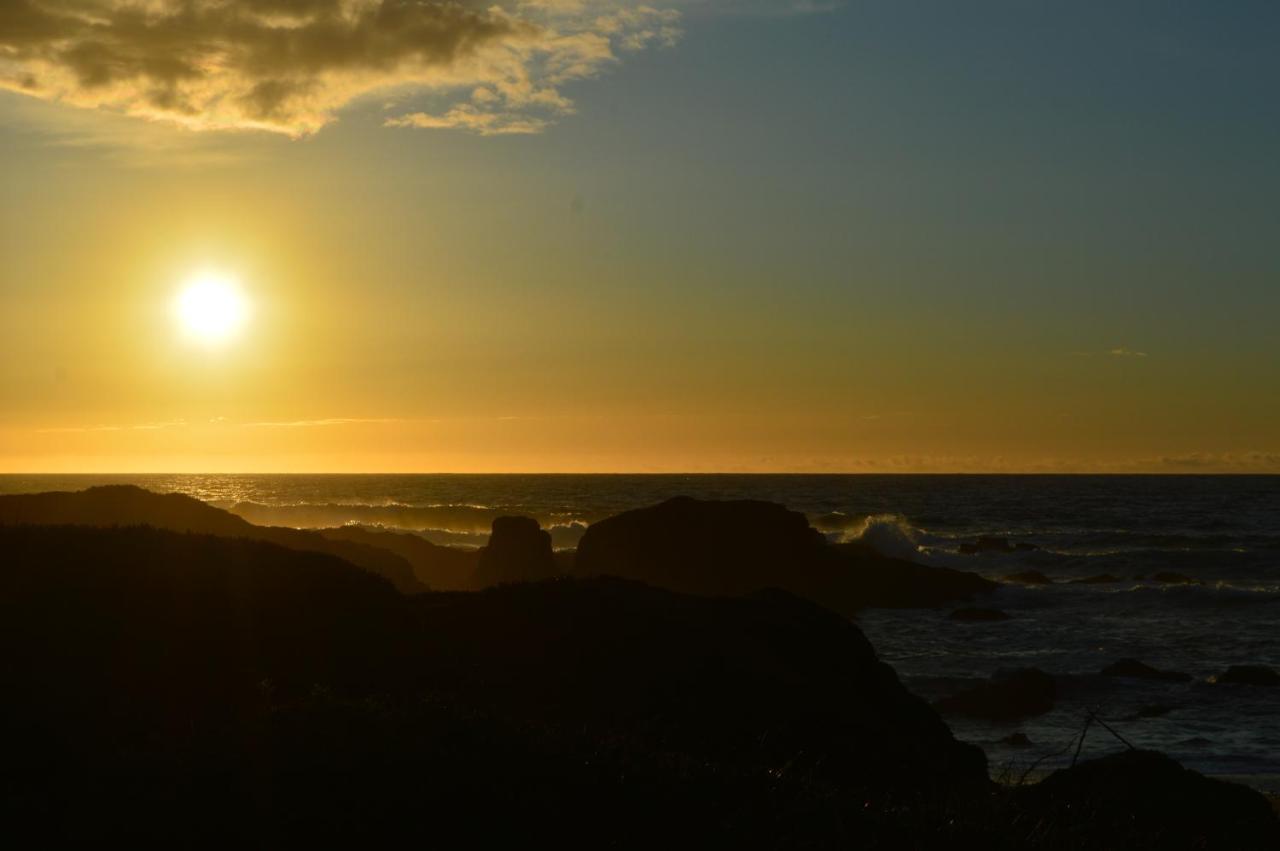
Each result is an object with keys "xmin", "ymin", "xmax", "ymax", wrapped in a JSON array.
[
  {"xmin": 949, "ymin": 607, "xmax": 1011, "ymax": 622},
  {"xmin": 1002, "ymin": 570, "xmax": 1053, "ymax": 585},
  {"xmin": 1101, "ymin": 658, "xmax": 1192, "ymax": 683},
  {"xmin": 474, "ymin": 516, "xmax": 558, "ymax": 587},
  {"xmin": 959, "ymin": 536, "xmax": 1039, "ymax": 554},
  {"xmin": 1135, "ymin": 704, "xmax": 1175, "ymax": 719},
  {"xmin": 1070, "ymin": 573, "xmax": 1123, "ymax": 584},
  {"xmin": 960, "ymin": 536, "xmax": 1015, "ymax": 554},
  {"xmin": 934, "ymin": 668, "xmax": 1056, "ymax": 720},
  {"xmin": 1212, "ymin": 665, "xmax": 1280, "ymax": 687}
]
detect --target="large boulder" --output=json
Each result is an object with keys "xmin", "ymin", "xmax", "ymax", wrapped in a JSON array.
[
  {"xmin": 574, "ymin": 496, "xmax": 825, "ymax": 597},
  {"xmin": 473, "ymin": 516, "xmax": 558, "ymax": 587},
  {"xmin": 1016, "ymin": 750, "xmax": 1280, "ymax": 849},
  {"xmin": 574, "ymin": 497, "xmax": 995, "ymax": 613}
]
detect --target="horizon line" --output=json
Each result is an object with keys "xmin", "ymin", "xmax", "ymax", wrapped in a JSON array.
[{"xmin": 2, "ymin": 471, "xmax": 1277, "ymax": 477}]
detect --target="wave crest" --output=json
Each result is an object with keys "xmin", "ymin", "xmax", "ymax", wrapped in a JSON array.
[{"xmin": 837, "ymin": 513, "xmax": 925, "ymax": 562}]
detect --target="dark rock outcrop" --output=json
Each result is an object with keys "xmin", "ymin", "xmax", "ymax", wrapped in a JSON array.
[
  {"xmin": 575, "ymin": 497, "xmax": 825, "ymax": 596},
  {"xmin": 574, "ymin": 496, "xmax": 995, "ymax": 613},
  {"xmin": 949, "ymin": 607, "xmax": 1011, "ymax": 622},
  {"xmin": 1016, "ymin": 750, "xmax": 1280, "ymax": 849},
  {"xmin": 1213, "ymin": 665, "xmax": 1280, "ymax": 687},
  {"xmin": 319, "ymin": 525, "xmax": 479, "ymax": 590},
  {"xmin": 473, "ymin": 516, "xmax": 559, "ymax": 588},
  {"xmin": 1101, "ymin": 658, "xmax": 1192, "ymax": 683},
  {"xmin": 0, "ymin": 485, "xmax": 426, "ymax": 593},
  {"xmin": 999, "ymin": 732, "xmax": 1033, "ymax": 748},
  {"xmin": 934, "ymin": 669, "xmax": 1056, "ymax": 720},
  {"xmin": 1002, "ymin": 570, "xmax": 1053, "ymax": 585},
  {"xmin": 1, "ymin": 523, "xmax": 989, "ymax": 846}
]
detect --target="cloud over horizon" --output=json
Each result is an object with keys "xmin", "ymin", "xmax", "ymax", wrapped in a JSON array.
[{"xmin": 0, "ymin": 0, "xmax": 680, "ymax": 137}]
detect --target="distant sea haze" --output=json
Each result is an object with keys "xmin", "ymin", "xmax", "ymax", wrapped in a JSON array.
[{"xmin": 3, "ymin": 473, "xmax": 1278, "ymax": 782}]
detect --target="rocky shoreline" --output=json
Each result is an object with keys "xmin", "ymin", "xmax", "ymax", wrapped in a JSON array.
[{"xmin": 1, "ymin": 486, "xmax": 1277, "ymax": 847}]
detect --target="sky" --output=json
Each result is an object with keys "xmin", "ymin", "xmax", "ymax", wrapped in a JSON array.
[{"xmin": 1, "ymin": 0, "xmax": 1278, "ymax": 473}]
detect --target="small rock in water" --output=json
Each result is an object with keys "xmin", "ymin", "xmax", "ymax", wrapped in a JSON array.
[
  {"xmin": 1212, "ymin": 665, "xmax": 1280, "ymax": 687},
  {"xmin": 949, "ymin": 606, "xmax": 1011, "ymax": 622},
  {"xmin": 1101, "ymin": 658, "xmax": 1192, "ymax": 683},
  {"xmin": 474, "ymin": 516, "xmax": 558, "ymax": 587},
  {"xmin": 1002, "ymin": 570, "xmax": 1053, "ymax": 585},
  {"xmin": 1070, "ymin": 573, "xmax": 1122, "ymax": 584},
  {"xmin": 999, "ymin": 732, "xmax": 1034, "ymax": 748},
  {"xmin": 1135, "ymin": 704, "xmax": 1175, "ymax": 719},
  {"xmin": 934, "ymin": 668, "xmax": 1056, "ymax": 720},
  {"xmin": 959, "ymin": 536, "xmax": 1016, "ymax": 554}
]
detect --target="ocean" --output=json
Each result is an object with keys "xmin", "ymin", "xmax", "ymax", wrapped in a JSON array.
[{"xmin": 3, "ymin": 473, "xmax": 1277, "ymax": 785}]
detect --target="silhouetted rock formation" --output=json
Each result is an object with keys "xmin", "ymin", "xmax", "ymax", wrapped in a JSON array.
[
  {"xmin": 574, "ymin": 496, "xmax": 995, "ymax": 613},
  {"xmin": 1101, "ymin": 658, "xmax": 1192, "ymax": 683},
  {"xmin": 0, "ymin": 485, "xmax": 426, "ymax": 593},
  {"xmin": 999, "ymin": 732, "xmax": 1033, "ymax": 748},
  {"xmin": 949, "ymin": 607, "xmax": 1011, "ymax": 622},
  {"xmin": 319, "ymin": 525, "xmax": 479, "ymax": 590},
  {"xmin": 1015, "ymin": 750, "xmax": 1280, "ymax": 849},
  {"xmin": 2, "ymin": 524, "xmax": 989, "ymax": 845},
  {"xmin": 3, "ymin": 522, "xmax": 1275, "ymax": 847},
  {"xmin": 473, "ymin": 516, "xmax": 559, "ymax": 587},
  {"xmin": 1213, "ymin": 665, "xmax": 1280, "ymax": 687},
  {"xmin": 1002, "ymin": 570, "xmax": 1053, "ymax": 585},
  {"xmin": 934, "ymin": 669, "xmax": 1056, "ymax": 721},
  {"xmin": 576, "ymin": 497, "xmax": 825, "ymax": 594}
]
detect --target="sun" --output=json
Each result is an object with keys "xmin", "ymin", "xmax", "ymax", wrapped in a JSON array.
[{"xmin": 174, "ymin": 272, "xmax": 250, "ymax": 345}]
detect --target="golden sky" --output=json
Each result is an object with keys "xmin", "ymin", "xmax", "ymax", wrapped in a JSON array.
[{"xmin": 2, "ymin": 1, "xmax": 1277, "ymax": 472}]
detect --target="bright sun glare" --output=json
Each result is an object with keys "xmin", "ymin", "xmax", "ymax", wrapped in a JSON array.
[{"xmin": 174, "ymin": 272, "xmax": 250, "ymax": 345}]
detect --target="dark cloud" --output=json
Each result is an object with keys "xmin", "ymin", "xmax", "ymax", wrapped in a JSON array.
[{"xmin": 0, "ymin": 0, "xmax": 680, "ymax": 135}]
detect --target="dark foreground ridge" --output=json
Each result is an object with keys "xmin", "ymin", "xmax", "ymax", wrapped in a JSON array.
[
  {"xmin": 2, "ymin": 523, "xmax": 1276, "ymax": 848},
  {"xmin": 0, "ymin": 484, "xmax": 427, "ymax": 593}
]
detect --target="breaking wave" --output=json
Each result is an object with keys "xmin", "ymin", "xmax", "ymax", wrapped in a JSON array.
[{"xmin": 829, "ymin": 513, "xmax": 928, "ymax": 562}]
